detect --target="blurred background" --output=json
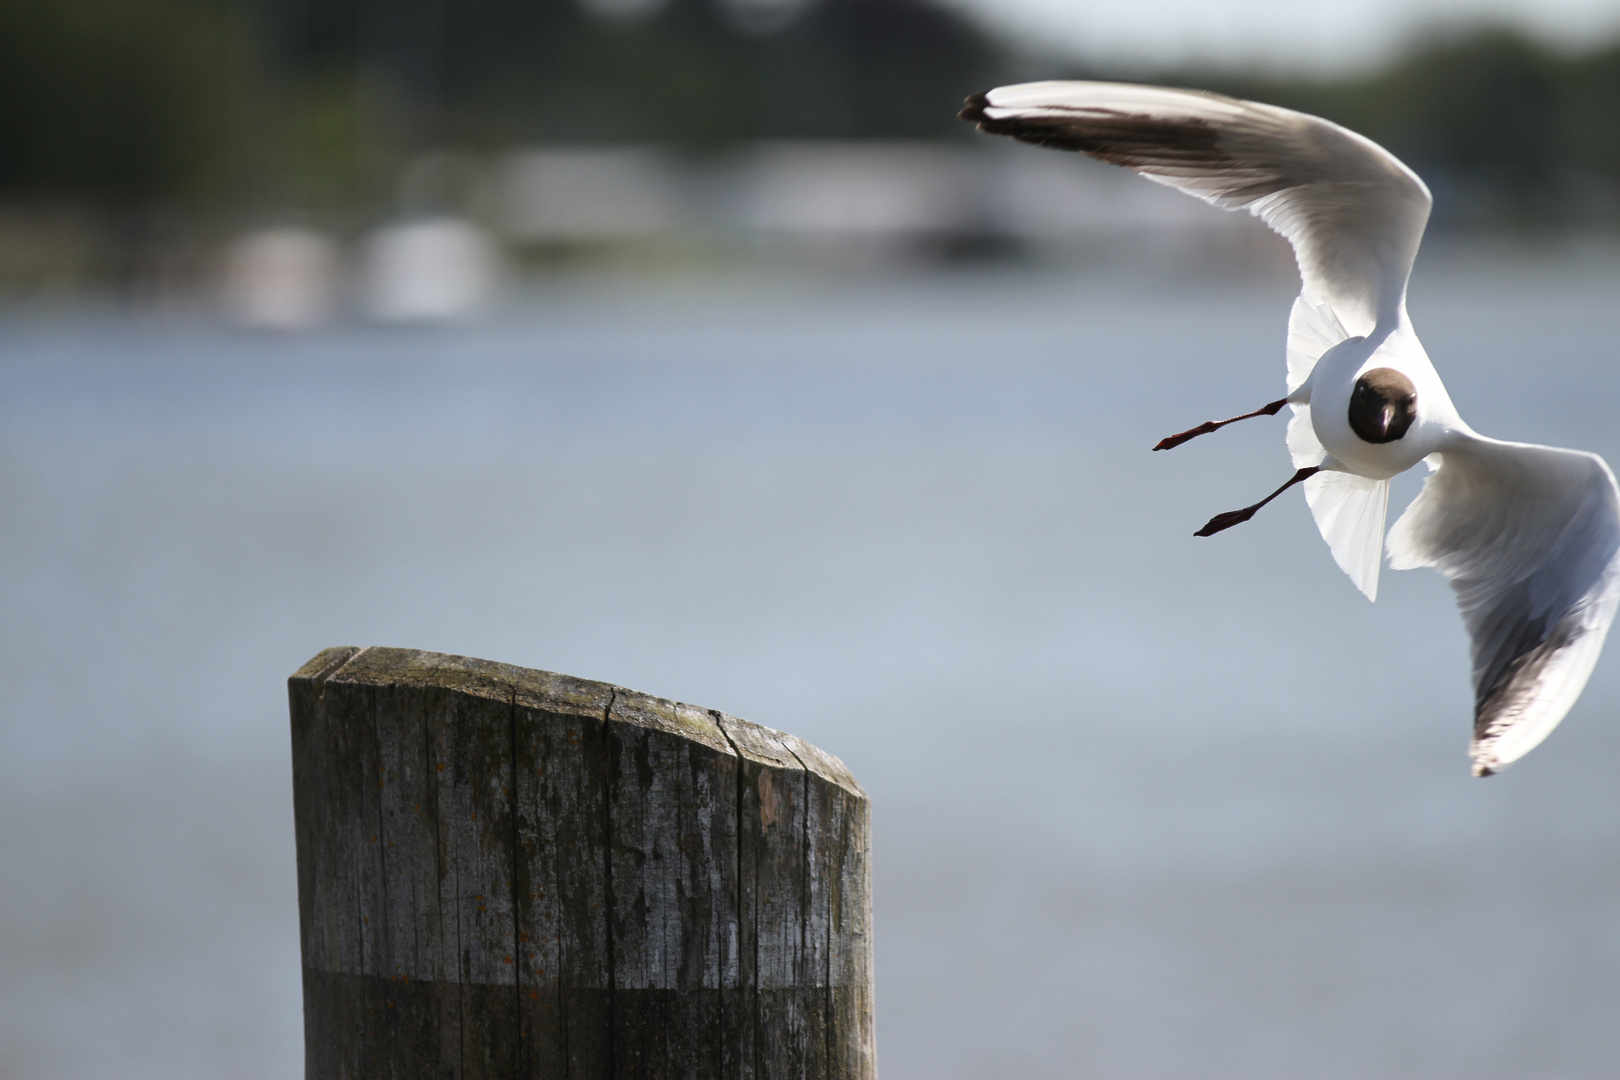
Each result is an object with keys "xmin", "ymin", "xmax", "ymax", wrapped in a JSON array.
[{"xmin": 9, "ymin": 0, "xmax": 1620, "ymax": 1078}]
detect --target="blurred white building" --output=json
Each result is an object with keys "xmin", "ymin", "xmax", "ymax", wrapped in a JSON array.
[
  {"xmin": 221, "ymin": 226, "xmax": 340, "ymax": 330},
  {"xmin": 361, "ymin": 218, "xmax": 501, "ymax": 323},
  {"xmin": 735, "ymin": 141, "xmax": 979, "ymax": 241},
  {"xmin": 497, "ymin": 147, "xmax": 688, "ymax": 244}
]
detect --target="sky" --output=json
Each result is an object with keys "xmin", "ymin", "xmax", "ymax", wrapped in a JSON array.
[{"xmin": 949, "ymin": 0, "xmax": 1620, "ymax": 72}]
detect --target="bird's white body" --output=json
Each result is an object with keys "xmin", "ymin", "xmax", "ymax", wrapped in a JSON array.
[
  {"xmin": 964, "ymin": 79, "xmax": 1620, "ymax": 775},
  {"xmin": 1300, "ymin": 324, "xmax": 1460, "ymax": 480}
]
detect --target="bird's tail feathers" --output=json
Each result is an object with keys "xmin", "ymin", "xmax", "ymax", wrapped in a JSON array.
[{"xmin": 1305, "ymin": 470, "xmax": 1389, "ymax": 601}]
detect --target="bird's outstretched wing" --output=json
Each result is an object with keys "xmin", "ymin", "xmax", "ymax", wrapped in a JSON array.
[
  {"xmin": 963, "ymin": 82, "xmax": 1431, "ymax": 598},
  {"xmin": 961, "ymin": 81, "xmax": 1432, "ymax": 338},
  {"xmin": 1388, "ymin": 438, "xmax": 1620, "ymax": 775}
]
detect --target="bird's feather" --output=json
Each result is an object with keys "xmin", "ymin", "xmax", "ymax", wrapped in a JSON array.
[
  {"xmin": 961, "ymin": 81, "xmax": 1432, "ymax": 339},
  {"xmin": 1286, "ymin": 294, "xmax": 1349, "ymax": 394},
  {"xmin": 1387, "ymin": 438, "xmax": 1620, "ymax": 774},
  {"xmin": 1286, "ymin": 405, "xmax": 1325, "ymax": 469},
  {"xmin": 1283, "ymin": 292, "xmax": 1348, "ymax": 473},
  {"xmin": 1304, "ymin": 470, "xmax": 1389, "ymax": 601}
]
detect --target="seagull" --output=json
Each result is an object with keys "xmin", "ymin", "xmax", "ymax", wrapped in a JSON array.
[{"xmin": 962, "ymin": 81, "xmax": 1620, "ymax": 776}]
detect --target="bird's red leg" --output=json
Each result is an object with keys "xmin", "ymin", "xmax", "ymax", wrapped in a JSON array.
[
  {"xmin": 1195, "ymin": 466, "xmax": 1319, "ymax": 537},
  {"xmin": 1154, "ymin": 397, "xmax": 1289, "ymax": 451}
]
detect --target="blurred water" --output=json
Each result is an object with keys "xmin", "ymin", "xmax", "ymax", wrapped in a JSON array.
[{"xmin": 5, "ymin": 256, "xmax": 1620, "ymax": 1079}]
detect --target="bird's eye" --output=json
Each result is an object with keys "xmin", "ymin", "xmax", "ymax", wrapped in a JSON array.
[{"xmin": 1349, "ymin": 368, "xmax": 1417, "ymax": 443}]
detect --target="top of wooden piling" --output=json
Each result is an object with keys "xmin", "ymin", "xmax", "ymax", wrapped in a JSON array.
[{"xmin": 290, "ymin": 645, "xmax": 864, "ymax": 798}]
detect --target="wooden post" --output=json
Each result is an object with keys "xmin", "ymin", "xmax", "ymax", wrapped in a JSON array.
[{"xmin": 289, "ymin": 646, "xmax": 875, "ymax": 1079}]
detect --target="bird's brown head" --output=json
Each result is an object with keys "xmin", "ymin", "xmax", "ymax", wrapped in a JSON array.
[{"xmin": 1348, "ymin": 367, "xmax": 1417, "ymax": 443}]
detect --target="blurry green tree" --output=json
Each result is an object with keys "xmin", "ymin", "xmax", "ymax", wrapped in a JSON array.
[
  {"xmin": 4, "ymin": 1, "xmax": 1620, "ymax": 229},
  {"xmin": 0, "ymin": 0, "xmax": 248, "ymax": 205}
]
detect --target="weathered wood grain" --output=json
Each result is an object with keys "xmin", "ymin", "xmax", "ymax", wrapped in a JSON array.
[
  {"xmin": 510, "ymin": 666, "xmax": 614, "ymax": 1078},
  {"xmin": 289, "ymin": 647, "xmax": 875, "ymax": 1080},
  {"xmin": 786, "ymin": 735, "xmax": 875, "ymax": 1080}
]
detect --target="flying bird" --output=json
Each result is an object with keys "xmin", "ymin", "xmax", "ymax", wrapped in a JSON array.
[{"xmin": 962, "ymin": 81, "xmax": 1620, "ymax": 776}]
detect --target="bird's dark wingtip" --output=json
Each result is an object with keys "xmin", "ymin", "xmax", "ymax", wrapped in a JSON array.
[{"xmin": 958, "ymin": 92, "xmax": 991, "ymax": 124}]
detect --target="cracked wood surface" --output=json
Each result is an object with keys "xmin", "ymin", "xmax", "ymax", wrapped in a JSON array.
[{"xmin": 289, "ymin": 646, "xmax": 875, "ymax": 1080}]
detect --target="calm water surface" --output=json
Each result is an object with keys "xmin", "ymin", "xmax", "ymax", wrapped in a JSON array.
[{"xmin": 5, "ymin": 257, "xmax": 1620, "ymax": 1079}]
